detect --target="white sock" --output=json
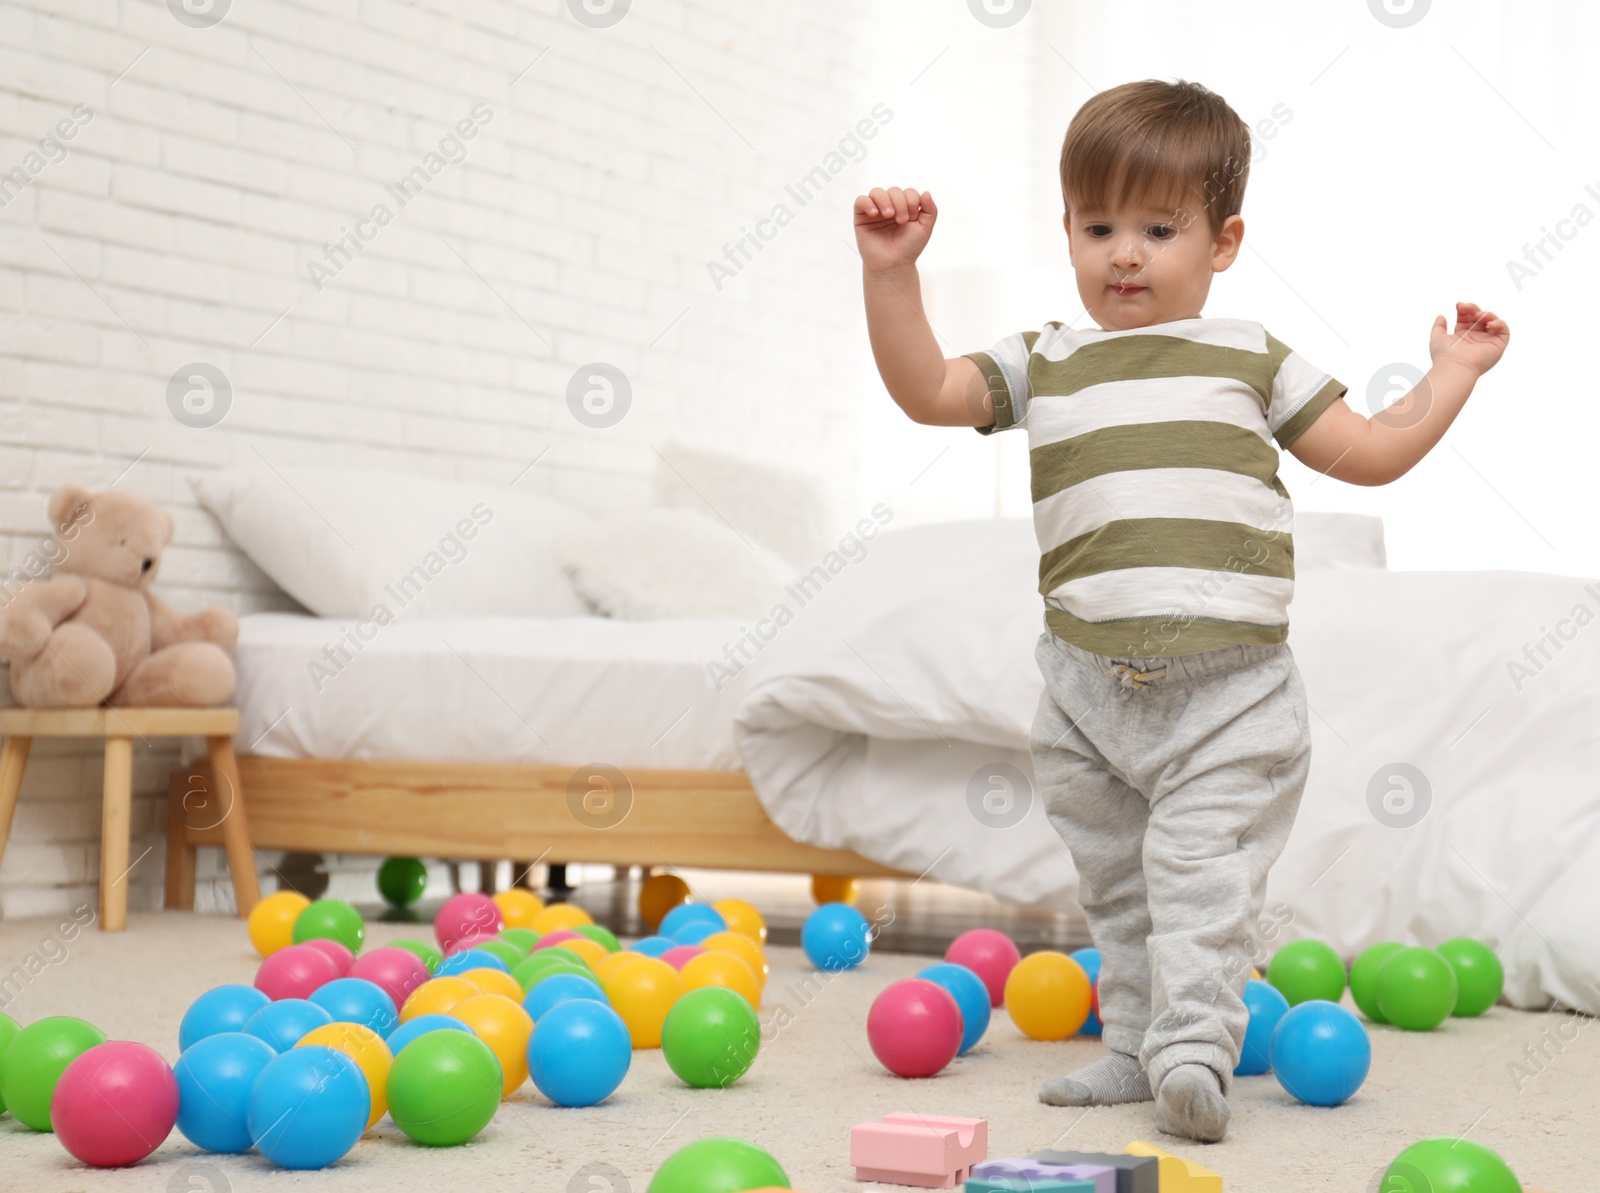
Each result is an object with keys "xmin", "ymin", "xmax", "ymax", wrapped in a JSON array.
[
  {"xmin": 1038, "ymin": 1051, "xmax": 1153, "ymax": 1107},
  {"xmin": 1155, "ymin": 1063, "xmax": 1230, "ymax": 1143}
]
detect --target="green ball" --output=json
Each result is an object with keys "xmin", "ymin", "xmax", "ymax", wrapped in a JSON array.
[
  {"xmin": 496, "ymin": 928, "xmax": 540, "ymax": 955},
  {"xmin": 512, "ymin": 951, "xmax": 592, "ymax": 992},
  {"xmin": 1383, "ymin": 1136, "xmax": 1521, "ymax": 1192},
  {"xmin": 648, "ymin": 1137, "xmax": 788, "ymax": 1193},
  {"xmin": 292, "ymin": 898, "xmax": 365, "ymax": 954},
  {"xmin": 661, "ymin": 987, "xmax": 761, "ymax": 1089},
  {"xmin": 1376, "ymin": 946, "xmax": 1459, "ymax": 1031},
  {"xmin": 473, "ymin": 939, "xmax": 526, "ymax": 971},
  {"xmin": 1436, "ymin": 938, "xmax": 1504, "ymax": 1017},
  {"xmin": 519, "ymin": 961, "xmax": 600, "ymax": 995},
  {"xmin": 386, "ymin": 1029, "xmax": 502, "ymax": 1146},
  {"xmin": 391, "ymin": 938, "xmax": 443, "ymax": 973},
  {"xmin": 377, "ymin": 857, "xmax": 429, "ymax": 907},
  {"xmin": 0, "ymin": 1012, "xmax": 21, "ymax": 1114},
  {"xmin": 1267, "ymin": 940, "xmax": 1346, "ymax": 1006},
  {"xmin": 1349, "ymin": 942, "xmax": 1405, "ymax": 1023},
  {"xmin": 0, "ymin": 1016, "xmax": 108, "ymax": 1131},
  {"xmin": 574, "ymin": 924, "xmax": 621, "ymax": 953}
]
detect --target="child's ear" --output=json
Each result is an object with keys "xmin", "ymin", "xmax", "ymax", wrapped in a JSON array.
[
  {"xmin": 1062, "ymin": 212, "xmax": 1074, "ymax": 262},
  {"xmin": 1211, "ymin": 214, "xmax": 1245, "ymax": 272}
]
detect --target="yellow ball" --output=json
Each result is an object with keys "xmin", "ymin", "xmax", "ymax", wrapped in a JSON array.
[
  {"xmin": 461, "ymin": 967, "xmax": 524, "ymax": 1002},
  {"xmin": 450, "ymin": 993, "xmax": 533, "ymax": 1097},
  {"xmin": 592, "ymin": 951, "xmax": 646, "ymax": 983},
  {"xmin": 638, "ymin": 873, "xmax": 692, "ymax": 929},
  {"xmin": 296, "ymin": 1022, "xmax": 391, "ymax": 1128},
  {"xmin": 699, "ymin": 931, "xmax": 768, "ymax": 989},
  {"xmin": 681, "ymin": 950, "xmax": 762, "ymax": 1011},
  {"xmin": 492, "ymin": 888, "xmax": 545, "ymax": 929},
  {"xmin": 248, "ymin": 890, "xmax": 311, "ymax": 958},
  {"xmin": 399, "ymin": 976, "xmax": 481, "ymax": 1022},
  {"xmin": 547, "ymin": 937, "xmax": 608, "ymax": 969},
  {"xmin": 601, "ymin": 956, "xmax": 684, "ymax": 1049},
  {"xmin": 529, "ymin": 904, "xmax": 594, "ymax": 935},
  {"xmin": 711, "ymin": 898, "xmax": 767, "ymax": 943},
  {"xmin": 811, "ymin": 875, "xmax": 860, "ymax": 906},
  {"xmin": 1004, "ymin": 951, "xmax": 1092, "ymax": 1041}
]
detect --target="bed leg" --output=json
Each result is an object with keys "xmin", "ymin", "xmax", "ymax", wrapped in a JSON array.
[{"xmin": 547, "ymin": 863, "xmax": 571, "ymax": 895}]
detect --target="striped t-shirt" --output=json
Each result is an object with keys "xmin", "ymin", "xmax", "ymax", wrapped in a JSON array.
[{"xmin": 965, "ymin": 317, "xmax": 1347, "ymax": 658}]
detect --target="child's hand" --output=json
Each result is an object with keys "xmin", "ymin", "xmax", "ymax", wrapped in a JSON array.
[
  {"xmin": 1430, "ymin": 301, "xmax": 1509, "ymax": 376},
  {"xmin": 854, "ymin": 186, "xmax": 937, "ymax": 274}
]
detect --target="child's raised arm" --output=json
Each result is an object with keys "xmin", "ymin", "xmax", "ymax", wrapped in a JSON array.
[{"xmin": 854, "ymin": 186, "xmax": 993, "ymax": 428}]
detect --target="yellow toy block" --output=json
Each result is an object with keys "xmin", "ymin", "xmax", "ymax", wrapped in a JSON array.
[{"xmin": 1124, "ymin": 1141, "xmax": 1223, "ymax": 1192}]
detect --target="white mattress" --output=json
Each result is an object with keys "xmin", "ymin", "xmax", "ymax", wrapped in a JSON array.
[{"xmin": 231, "ymin": 613, "xmax": 752, "ymax": 770}]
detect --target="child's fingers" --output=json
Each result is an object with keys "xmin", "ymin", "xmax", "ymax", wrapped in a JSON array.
[{"xmin": 864, "ymin": 187, "xmax": 892, "ymax": 217}]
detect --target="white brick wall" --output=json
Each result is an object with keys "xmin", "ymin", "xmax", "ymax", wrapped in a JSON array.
[{"xmin": 0, "ymin": 0, "xmax": 1067, "ymax": 918}]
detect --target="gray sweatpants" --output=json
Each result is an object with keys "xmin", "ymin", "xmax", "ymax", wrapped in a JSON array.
[{"xmin": 1030, "ymin": 628, "xmax": 1312, "ymax": 1095}]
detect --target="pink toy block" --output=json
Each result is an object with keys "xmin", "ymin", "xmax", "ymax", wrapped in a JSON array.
[{"xmin": 849, "ymin": 1113, "xmax": 987, "ymax": 1188}]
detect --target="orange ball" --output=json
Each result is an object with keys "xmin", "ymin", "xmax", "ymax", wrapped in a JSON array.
[
  {"xmin": 296, "ymin": 1022, "xmax": 391, "ymax": 1128},
  {"xmin": 492, "ymin": 888, "xmax": 545, "ymax": 929},
  {"xmin": 638, "ymin": 873, "xmax": 692, "ymax": 929},
  {"xmin": 711, "ymin": 898, "xmax": 767, "ymax": 943},
  {"xmin": 593, "ymin": 951, "xmax": 646, "ymax": 982},
  {"xmin": 811, "ymin": 875, "xmax": 860, "ymax": 905},
  {"xmin": 248, "ymin": 890, "xmax": 310, "ymax": 958},
  {"xmin": 1004, "ymin": 951, "xmax": 1092, "ymax": 1040},
  {"xmin": 399, "ymin": 976, "xmax": 481, "ymax": 1022},
  {"xmin": 450, "ymin": 993, "xmax": 533, "ymax": 1096},
  {"xmin": 699, "ymin": 931, "xmax": 768, "ymax": 988},
  {"xmin": 529, "ymin": 904, "xmax": 594, "ymax": 935},
  {"xmin": 681, "ymin": 950, "xmax": 762, "ymax": 1011},
  {"xmin": 601, "ymin": 956, "xmax": 684, "ymax": 1049},
  {"xmin": 461, "ymin": 967, "xmax": 524, "ymax": 1002}
]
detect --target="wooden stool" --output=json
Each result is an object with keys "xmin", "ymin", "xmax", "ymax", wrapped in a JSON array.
[{"xmin": 0, "ymin": 707, "xmax": 260, "ymax": 931}]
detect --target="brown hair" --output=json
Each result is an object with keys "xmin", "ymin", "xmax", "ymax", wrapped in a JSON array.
[{"xmin": 1059, "ymin": 79, "xmax": 1250, "ymax": 238}]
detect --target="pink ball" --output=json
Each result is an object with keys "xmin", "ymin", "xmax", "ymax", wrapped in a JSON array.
[
  {"xmin": 254, "ymin": 942, "xmax": 340, "ymax": 1000},
  {"xmin": 660, "ymin": 945, "xmax": 706, "ymax": 970},
  {"xmin": 301, "ymin": 937, "xmax": 355, "ymax": 975},
  {"xmin": 529, "ymin": 930, "xmax": 583, "ymax": 951},
  {"xmin": 867, "ymin": 978, "xmax": 963, "ymax": 1078},
  {"xmin": 51, "ymin": 1041, "xmax": 179, "ymax": 1167},
  {"xmin": 347, "ymin": 946, "xmax": 430, "ymax": 1009},
  {"xmin": 945, "ymin": 928, "xmax": 1022, "ymax": 1007},
  {"xmin": 434, "ymin": 892, "xmax": 503, "ymax": 952}
]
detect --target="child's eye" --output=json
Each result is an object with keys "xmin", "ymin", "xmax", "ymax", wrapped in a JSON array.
[
  {"xmin": 1147, "ymin": 225, "xmax": 1174, "ymax": 239},
  {"xmin": 1087, "ymin": 224, "xmax": 1111, "ymax": 236}
]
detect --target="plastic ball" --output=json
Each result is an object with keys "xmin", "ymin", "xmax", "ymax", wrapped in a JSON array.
[
  {"xmin": 528, "ymin": 903, "xmax": 594, "ymax": 935},
  {"xmin": 661, "ymin": 945, "xmax": 706, "ymax": 970},
  {"xmin": 1004, "ymin": 951, "xmax": 1092, "ymax": 1041},
  {"xmin": 254, "ymin": 942, "xmax": 339, "ymax": 1002},
  {"xmin": 1235, "ymin": 979, "xmax": 1291, "ymax": 1076},
  {"xmin": 712, "ymin": 898, "xmax": 767, "ymax": 943},
  {"xmin": 662, "ymin": 986, "xmax": 761, "ymax": 1089},
  {"xmin": 390, "ymin": 938, "xmax": 443, "ymax": 973},
  {"xmin": 660, "ymin": 902, "xmax": 726, "ymax": 938},
  {"xmin": 593, "ymin": 951, "xmax": 645, "ymax": 983},
  {"xmin": 434, "ymin": 892, "xmax": 504, "ymax": 953},
  {"xmin": 172, "ymin": 1032, "xmax": 276, "ymax": 1153},
  {"xmin": 243, "ymin": 998, "xmax": 334, "ymax": 1053},
  {"xmin": 292, "ymin": 898, "xmax": 365, "ymax": 954},
  {"xmin": 528, "ymin": 999, "xmax": 633, "ymax": 1106},
  {"xmin": 916, "ymin": 962, "xmax": 991, "ymax": 1055},
  {"xmin": 1269, "ymin": 999, "xmax": 1371, "ymax": 1106},
  {"xmin": 1382, "ymin": 1136, "xmax": 1522, "ymax": 1192},
  {"xmin": 385, "ymin": 1012, "xmax": 472, "ymax": 1058},
  {"xmin": 1436, "ymin": 938, "xmax": 1504, "ymax": 1017},
  {"xmin": 701, "ymin": 931, "xmax": 768, "ymax": 988},
  {"xmin": 347, "ymin": 946, "xmax": 431, "ymax": 1012},
  {"xmin": 631, "ymin": 935, "xmax": 677, "ymax": 957},
  {"xmin": 497, "ymin": 927, "xmax": 540, "ymax": 954},
  {"xmin": 296, "ymin": 1022, "xmax": 392, "ymax": 1129},
  {"xmin": 649, "ymin": 1137, "xmax": 789, "ymax": 1193},
  {"xmin": 811, "ymin": 874, "xmax": 860, "ymax": 905},
  {"xmin": 867, "ymin": 978, "xmax": 963, "ymax": 1077},
  {"xmin": 1266, "ymin": 940, "xmax": 1346, "ymax": 1006},
  {"xmin": 462, "ymin": 967, "xmax": 525, "ymax": 1003},
  {"xmin": 574, "ymin": 924, "xmax": 622, "ymax": 953},
  {"xmin": 801, "ymin": 903, "xmax": 872, "ymax": 972},
  {"xmin": 492, "ymin": 887, "xmax": 545, "ymax": 928},
  {"xmin": 0, "ymin": 1015, "xmax": 108, "ymax": 1131},
  {"xmin": 682, "ymin": 951, "xmax": 762, "ymax": 1011},
  {"xmin": 512, "ymin": 951, "xmax": 584, "ymax": 989},
  {"xmin": 669, "ymin": 920, "xmax": 723, "ymax": 947},
  {"xmin": 180, "ymin": 984, "xmax": 271, "ymax": 1051},
  {"xmin": 517, "ymin": 960, "xmax": 596, "ymax": 996},
  {"xmin": 310, "ymin": 977, "xmax": 399, "ymax": 1039},
  {"xmin": 247, "ymin": 1045, "xmax": 368, "ymax": 1169},
  {"xmin": 1376, "ymin": 947, "xmax": 1459, "ymax": 1031},
  {"xmin": 400, "ymin": 976, "xmax": 483, "ymax": 1022},
  {"xmin": 602, "ymin": 955, "xmax": 685, "ymax": 1048},
  {"xmin": 945, "ymin": 928, "xmax": 1021, "ymax": 1007},
  {"xmin": 548, "ymin": 936, "xmax": 610, "ymax": 968},
  {"xmin": 301, "ymin": 937, "xmax": 355, "ymax": 976},
  {"xmin": 378, "ymin": 856, "xmax": 429, "ymax": 906},
  {"xmin": 436, "ymin": 947, "xmax": 511, "ymax": 977},
  {"xmin": 451, "ymin": 993, "xmax": 533, "ymax": 1096},
  {"xmin": 248, "ymin": 890, "xmax": 310, "ymax": 958},
  {"xmin": 386, "ymin": 1028, "xmax": 502, "ymax": 1146},
  {"xmin": 639, "ymin": 872, "xmax": 692, "ymax": 928},
  {"xmin": 1069, "ymin": 947, "xmax": 1103, "ymax": 1036},
  {"xmin": 470, "ymin": 938, "xmax": 528, "ymax": 971},
  {"xmin": 51, "ymin": 1041, "xmax": 178, "ymax": 1167},
  {"xmin": 0, "ymin": 1012, "xmax": 19, "ymax": 1114},
  {"xmin": 524, "ymin": 972, "xmax": 609, "ymax": 1021},
  {"xmin": 1349, "ymin": 941, "xmax": 1405, "ymax": 1023}
]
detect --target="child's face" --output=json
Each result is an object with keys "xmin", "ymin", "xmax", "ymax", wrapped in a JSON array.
[{"xmin": 1062, "ymin": 197, "xmax": 1244, "ymax": 331}]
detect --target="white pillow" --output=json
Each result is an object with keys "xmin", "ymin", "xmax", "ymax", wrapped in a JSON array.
[
  {"xmin": 190, "ymin": 466, "xmax": 593, "ymax": 619},
  {"xmin": 1295, "ymin": 512, "xmax": 1387, "ymax": 570},
  {"xmin": 550, "ymin": 508, "xmax": 793, "ymax": 620}
]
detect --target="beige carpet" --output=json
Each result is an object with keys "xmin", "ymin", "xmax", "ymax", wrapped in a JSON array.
[{"xmin": 0, "ymin": 911, "xmax": 1591, "ymax": 1192}]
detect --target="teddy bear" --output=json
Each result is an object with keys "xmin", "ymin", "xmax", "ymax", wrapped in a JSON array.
[{"xmin": 0, "ymin": 483, "xmax": 239, "ymax": 709}]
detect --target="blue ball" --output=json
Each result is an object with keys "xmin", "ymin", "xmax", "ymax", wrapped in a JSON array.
[
  {"xmin": 659, "ymin": 903, "xmax": 726, "ymax": 938},
  {"xmin": 174, "ymin": 1032, "xmax": 278, "ymax": 1153},
  {"xmin": 801, "ymin": 903, "xmax": 872, "ymax": 972},
  {"xmin": 630, "ymin": 935, "xmax": 677, "ymax": 957},
  {"xmin": 247, "ymin": 1045, "xmax": 369, "ymax": 1169},
  {"xmin": 1269, "ymin": 999, "xmax": 1371, "ymax": 1106},
  {"xmin": 180, "ymin": 984, "xmax": 271, "ymax": 1051},
  {"xmin": 309, "ymin": 977, "xmax": 399, "ymax": 1039},
  {"xmin": 1069, "ymin": 948, "xmax": 1103, "ymax": 1037},
  {"xmin": 1236, "ymin": 978, "xmax": 1291, "ymax": 1076},
  {"xmin": 523, "ymin": 972, "xmax": 609, "ymax": 1021},
  {"xmin": 385, "ymin": 1013, "xmax": 472, "ymax": 1058},
  {"xmin": 435, "ymin": 948, "xmax": 511, "ymax": 977},
  {"xmin": 243, "ymin": 998, "xmax": 333, "ymax": 1053},
  {"xmin": 527, "ymin": 999, "xmax": 632, "ymax": 1107},
  {"xmin": 669, "ymin": 920, "xmax": 722, "ymax": 946},
  {"xmin": 916, "ymin": 962, "xmax": 990, "ymax": 1055}
]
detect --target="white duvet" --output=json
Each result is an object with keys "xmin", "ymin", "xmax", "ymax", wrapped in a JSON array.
[{"xmin": 734, "ymin": 518, "xmax": 1600, "ymax": 1013}]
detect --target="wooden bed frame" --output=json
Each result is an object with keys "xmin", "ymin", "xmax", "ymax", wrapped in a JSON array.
[{"xmin": 165, "ymin": 753, "xmax": 910, "ymax": 912}]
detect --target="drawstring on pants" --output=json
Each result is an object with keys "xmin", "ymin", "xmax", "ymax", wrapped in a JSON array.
[{"xmin": 1108, "ymin": 661, "xmax": 1168, "ymax": 691}]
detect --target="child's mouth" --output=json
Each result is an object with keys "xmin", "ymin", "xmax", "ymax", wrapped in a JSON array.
[{"xmin": 1112, "ymin": 282, "xmax": 1146, "ymax": 296}]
